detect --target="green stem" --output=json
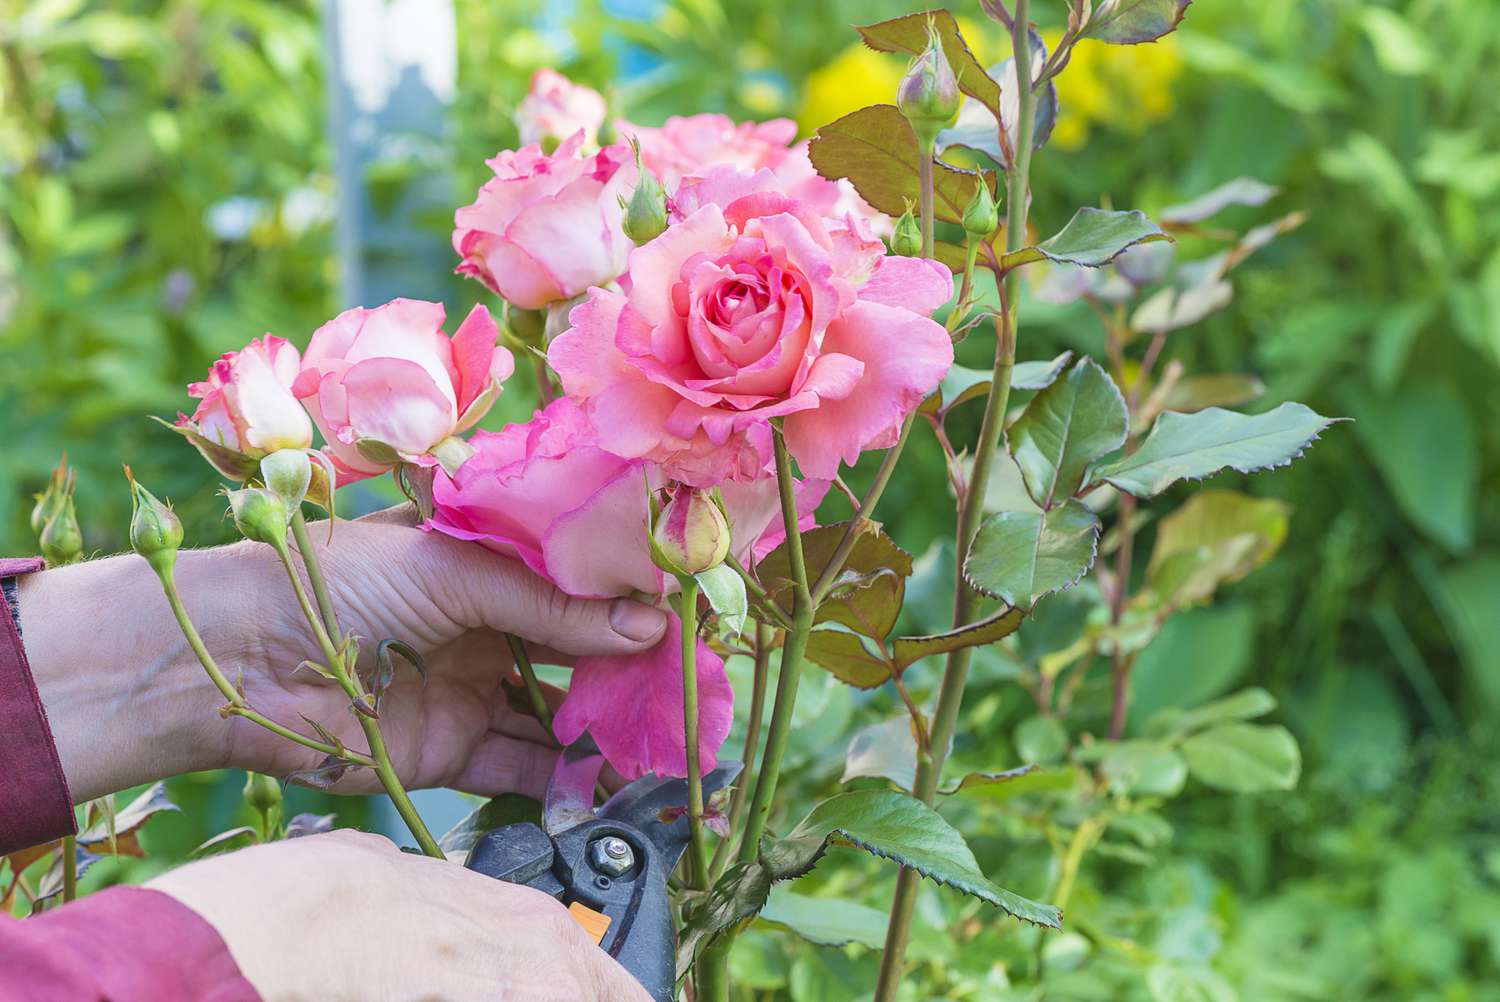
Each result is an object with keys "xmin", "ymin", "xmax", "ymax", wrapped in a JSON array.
[
  {"xmin": 272, "ymin": 537, "xmax": 441, "ymax": 858},
  {"xmin": 61, "ymin": 835, "xmax": 76, "ymax": 902},
  {"xmin": 505, "ymin": 633, "xmax": 558, "ymax": 744},
  {"xmin": 674, "ymin": 576, "xmax": 710, "ymax": 889},
  {"xmin": 155, "ymin": 572, "xmax": 374, "ymax": 767},
  {"xmin": 711, "ymin": 619, "xmax": 772, "ymax": 881},
  {"xmin": 735, "ymin": 431, "xmax": 814, "ymax": 863},
  {"xmin": 290, "ymin": 512, "xmax": 341, "ymax": 646},
  {"xmin": 918, "ymin": 142, "xmax": 935, "ymax": 259},
  {"xmin": 874, "ymin": 4, "xmax": 1037, "ymax": 996},
  {"xmin": 725, "ymin": 552, "xmax": 791, "ymax": 629}
]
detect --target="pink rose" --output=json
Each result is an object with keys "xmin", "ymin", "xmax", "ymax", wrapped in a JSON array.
[
  {"xmin": 425, "ymin": 397, "xmax": 822, "ymax": 779},
  {"xmin": 619, "ymin": 114, "xmax": 887, "ymax": 234},
  {"xmin": 452, "ymin": 133, "xmax": 635, "ymax": 310},
  {"xmin": 617, "ymin": 114, "xmax": 800, "ymax": 191},
  {"xmin": 292, "ymin": 299, "xmax": 513, "ymax": 483},
  {"xmin": 548, "ymin": 167, "xmax": 955, "ymax": 485},
  {"xmin": 178, "ymin": 336, "xmax": 313, "ymax": 468},
  {"xmin": 517, "ymin": 68, "xmax": 608, "ymax": 149}
]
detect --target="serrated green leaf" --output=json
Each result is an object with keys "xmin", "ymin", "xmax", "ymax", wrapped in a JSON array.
[
  {"xmin": 758, "ymin": 886, "xmax": 889, "ymax": 948},
  {"xmin": 890, "ymin": 606, "xmax": 1025, "ymax": 670},
  {"xmin": 805, "ymin": 630, "xmax": 893, "ymax": 689},
  {"xmin": 1003, "ymin": 208, "xmax": 1170, "ymax": 270},
  {"xmin": 1180, "ymin": 723, "xmax": 1301, "ymax": 792},
  {"xmin": 677, "ymin": 860, "xmax": 774, "ymax": 976},
  {"xmin": 1145, "ymin": 489, "xmax": 1289, "ymax": 608},
  {"xmin": 761, "ymin": 791, "xmax": 1061, "ymax": 927},
  {"xmin": 856, "ymin": 10, "xmax": 1001, "ymax": 118},
  {"xmin": 1077, "ymin": 740, "xmax": 1189, "ymax": 796},
  {"xmin": 1097, "ymin": 404, "xmax": 1343, "ymax": 498},
  {"xmin": 1008, "ymin": 357, "xmax": 1129, "ymax": 507},
  {"xmin": 966, "ymin": 500, "xmax": 1101, "ymax": 607},
  {"xmin": 809, "ymin": 105, "xmax": 991, "ymax": 226},
  {"xmin": 1085, "ymin": 0, "xmax": 1194, "ymax": 44},
  {"xmin": 760, "ymin": 522, "xmax": 912, "ymax": 638},
  {"xmin": 696, "ymin": 563, "xmax": 748, "ymax": 638}
]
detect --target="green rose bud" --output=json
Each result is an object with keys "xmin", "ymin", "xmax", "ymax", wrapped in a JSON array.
[
  {"xmin": 892, "ymin": 201, "xmax": 923, "ymax": 257},
  {"xmin": 620, "ymin": 139, "xmax": 668, "ymax": 246},
  {"xmin": 651, "ymin": 485, "xmax": 731, "ymax": 577},
  {"xmin": 30, "ymin": 459, "xmax": 72, "ymax": 537},
  {"xmin": 242, "ymin": 772, "xmax": 283, "ymax": 814},
  {"xmin": 260, "ymin": 448, "xmax": 312, "ymax": 515},
  {"xmin": 228, "ymin": 487, "xmax": 289, "ymax": 550},
  {"xmin": 897, "ymin": 20, "xmax": 961, "ymax": 150},
  {"xmin": 39, "ymin": 498, "xmax": 83, "ymax": 566},
  {"xmin": 125, "ymin": 468, "xmax": 184, "ymax": 578},
  {"xmin": 962, "ymin": 180, "xmax": 999, "ymax": 240}
]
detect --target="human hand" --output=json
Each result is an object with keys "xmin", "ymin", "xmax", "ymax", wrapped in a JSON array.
[
  {"xmin": 22, "ymin": 508, "xmax": 666, "ymax": 802},
  {"xmin": 147, "ymin": 829, "xmax": 652, "ymax": 1002}
]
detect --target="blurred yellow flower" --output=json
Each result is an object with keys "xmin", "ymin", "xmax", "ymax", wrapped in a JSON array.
[
  {"xmin": 797, "ymin": 27, "xmax": 1181, "ymax": 150},
  {"xmin": 1048, "ymin": 33, "xmax": 1182, "ymax": 150}
]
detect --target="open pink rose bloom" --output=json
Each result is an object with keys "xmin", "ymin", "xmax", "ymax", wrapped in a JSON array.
[
  {"xmin": 549, "ymin": 166, "xmax": 955, "ymax": 485},
  {"xmin": 293, "ymin": 299, "xmax": 513, "ymax": 483}
]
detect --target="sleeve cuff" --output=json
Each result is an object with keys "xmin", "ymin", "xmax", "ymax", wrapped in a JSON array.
[{"xmin": 0, "ymin": 557, "xmax": 77, "ymax": 855}]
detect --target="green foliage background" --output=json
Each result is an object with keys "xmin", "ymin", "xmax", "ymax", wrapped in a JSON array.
[{"xmin": 3, "ymin": 0, "xmax": 1497, "ymax": 998}]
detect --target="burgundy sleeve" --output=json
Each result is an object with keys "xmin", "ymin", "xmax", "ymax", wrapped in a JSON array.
[
  {"xmin": 0, "ymin": 558, "xmax": 77, "ymax": 856},
  {"xmin": 0, "ymin": 886, "xmax": 259, "ymax": 1002}
]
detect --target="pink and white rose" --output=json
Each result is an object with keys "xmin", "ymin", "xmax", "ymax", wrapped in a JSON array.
[
  {"xmin": 517, "ymin": 68, "xmax": 608, "ymax": 149},
  {"xmin": 425, "ymin": 396, "xmax": 821, "ymax": 779},
  {"xmin": 452, "ymin": 133, "xmax": 635, "ymax": 310},
  {"xmin": 179, "ymin": 335, "xmax": 313, "ymax": 462},
  {"xmin": 292, "ymin": 299, "xmax": 512, "ymax": 483},
  {"xmin": 548, "ymin": 167, "xmax": 955, "ymax": 486}
]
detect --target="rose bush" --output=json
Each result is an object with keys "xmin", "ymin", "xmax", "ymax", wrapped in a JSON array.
[
  {"xmin": 549, "ymin": 166, "xmax": 955, "ymax": 484},
  {"xmin": 292, "ymin": 299, "xmax": 512, "ymax": 482}
]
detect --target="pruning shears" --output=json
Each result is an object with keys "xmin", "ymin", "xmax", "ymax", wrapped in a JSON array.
[{"xmin": 464, "ymin": 736, "xmax": 740, "ymax": 1002}]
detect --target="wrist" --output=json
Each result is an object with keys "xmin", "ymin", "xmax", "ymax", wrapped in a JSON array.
[{"xmin": 19, "ymin": 545, "xmax": 275, "ymax": 801}]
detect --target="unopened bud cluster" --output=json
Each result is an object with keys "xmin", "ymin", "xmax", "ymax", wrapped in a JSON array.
[{"xmin": 33, "ymin": 458, "xmax": 83, "ymax": 566}]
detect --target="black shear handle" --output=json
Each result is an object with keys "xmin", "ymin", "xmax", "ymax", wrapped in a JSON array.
[{"xmin": 465, "ymin": 821, "xmax": 677, "ymax": 1002}]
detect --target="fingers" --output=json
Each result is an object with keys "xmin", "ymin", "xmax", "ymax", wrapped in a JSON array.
[
  {"xmin": 450, "ymin": 731, "xmax": 559, "ymax": 800},
  {"xmin": 427, "ymin": 534, "xmax": 667, "ymax": 656}
]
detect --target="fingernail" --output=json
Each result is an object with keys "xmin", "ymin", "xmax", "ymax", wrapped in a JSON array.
[{"xmin": 609, "ymin": 599, "xmax": 666, "ymax": 643}]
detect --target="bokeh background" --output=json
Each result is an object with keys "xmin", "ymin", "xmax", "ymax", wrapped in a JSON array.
[{"xmin": 3, "ymin": 1, "xmax": 1497, "ymax": 998}]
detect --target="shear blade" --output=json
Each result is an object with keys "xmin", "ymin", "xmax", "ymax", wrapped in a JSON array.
[{"xmin": 598, "ymin": 761, "xmax": 743, "ymax": 866}]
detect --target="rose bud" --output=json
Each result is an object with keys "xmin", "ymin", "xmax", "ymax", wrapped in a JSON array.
[
  {"xmin": 892, "ymin": 201, "xmax": 922, "ymax": 257},
  {"xmin": 39, "ymin": 498, "xmax": 83, "ymax": 567},
  {"xmin": 963, "ymin": 179, "xmax": 999, "ymax": 240},
  {"xmin": 242, "ymin": 772, "xmax": 283, "ymax": 814},
  {"xmin": 620, "ymin": 140, "xmax": 668, "ymax": 245},
  {"xmin": 897, "ymin": 20, "xmax": 961, "ymax": 150},
  {"xmin": 652, "ymin": 486, "xmax": 731, "ymax": 577},
  {"xmin": 175, "ymin": 336, "xmax": 314, "ymax": 480},
  {"xmin": 30, "ymin": 457, "xmax": 73, "ymax": 536},
  {"xmin": 125, "ymin": 468, "xmax": 185, "ymax": 578},
  {"xmin": 228, "ymin": 487, "xmax": 289, "ymax": 550}
]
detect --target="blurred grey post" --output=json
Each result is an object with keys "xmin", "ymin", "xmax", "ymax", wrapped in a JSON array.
[
  {"xmin": 325, "ymin": 0, "xmax": 456, "ymax": 307},
  {"xmin": 324, "ymin": 0, "xmax": 471, "ymax": 841}
]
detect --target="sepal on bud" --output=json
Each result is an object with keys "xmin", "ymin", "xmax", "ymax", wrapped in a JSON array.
[
  {"xmin": 39, "ymin": 497, "xmax": 83, "ymax": 566},
  {"xmin": 125, "ymin": 467, "xmax": 185, "ymax": 578},
  {"xmin": 897, "ymin": 20, "xmax": 962, "ymax": 150},
  {"xmin": 31, "ymin": 456, "xmax": 74, "ymax": 536},
  {"xmin": 261, "ymin": 449, "xmax": 312, "ymax": 515},
  {"xmin": 242, "ymin": 772, "xmax": 282, "ymax": 814},
  {"xmin": 650, "ymin": 485, "xmax": 731, "ymax": 577},
  {"xmin": 228, "ymin": 487, "xmax": 289, "ymax": 550},
  {"xmin": 892, "ymin": 200, "xmax": 922, "ymax": 257},
  {"xmin": 962, "ymin": 180, "xmax": 999, "ymax": 240}
]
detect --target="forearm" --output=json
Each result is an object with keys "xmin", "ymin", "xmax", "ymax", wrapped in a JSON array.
[{"xmin": 17, "ymin": 543, "xmax": 281, "ymax": 803}]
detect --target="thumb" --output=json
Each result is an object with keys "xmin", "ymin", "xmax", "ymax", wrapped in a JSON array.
[{"xmin": 424, "ymin": 530, "xmax": 668, "ymax": 657}]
